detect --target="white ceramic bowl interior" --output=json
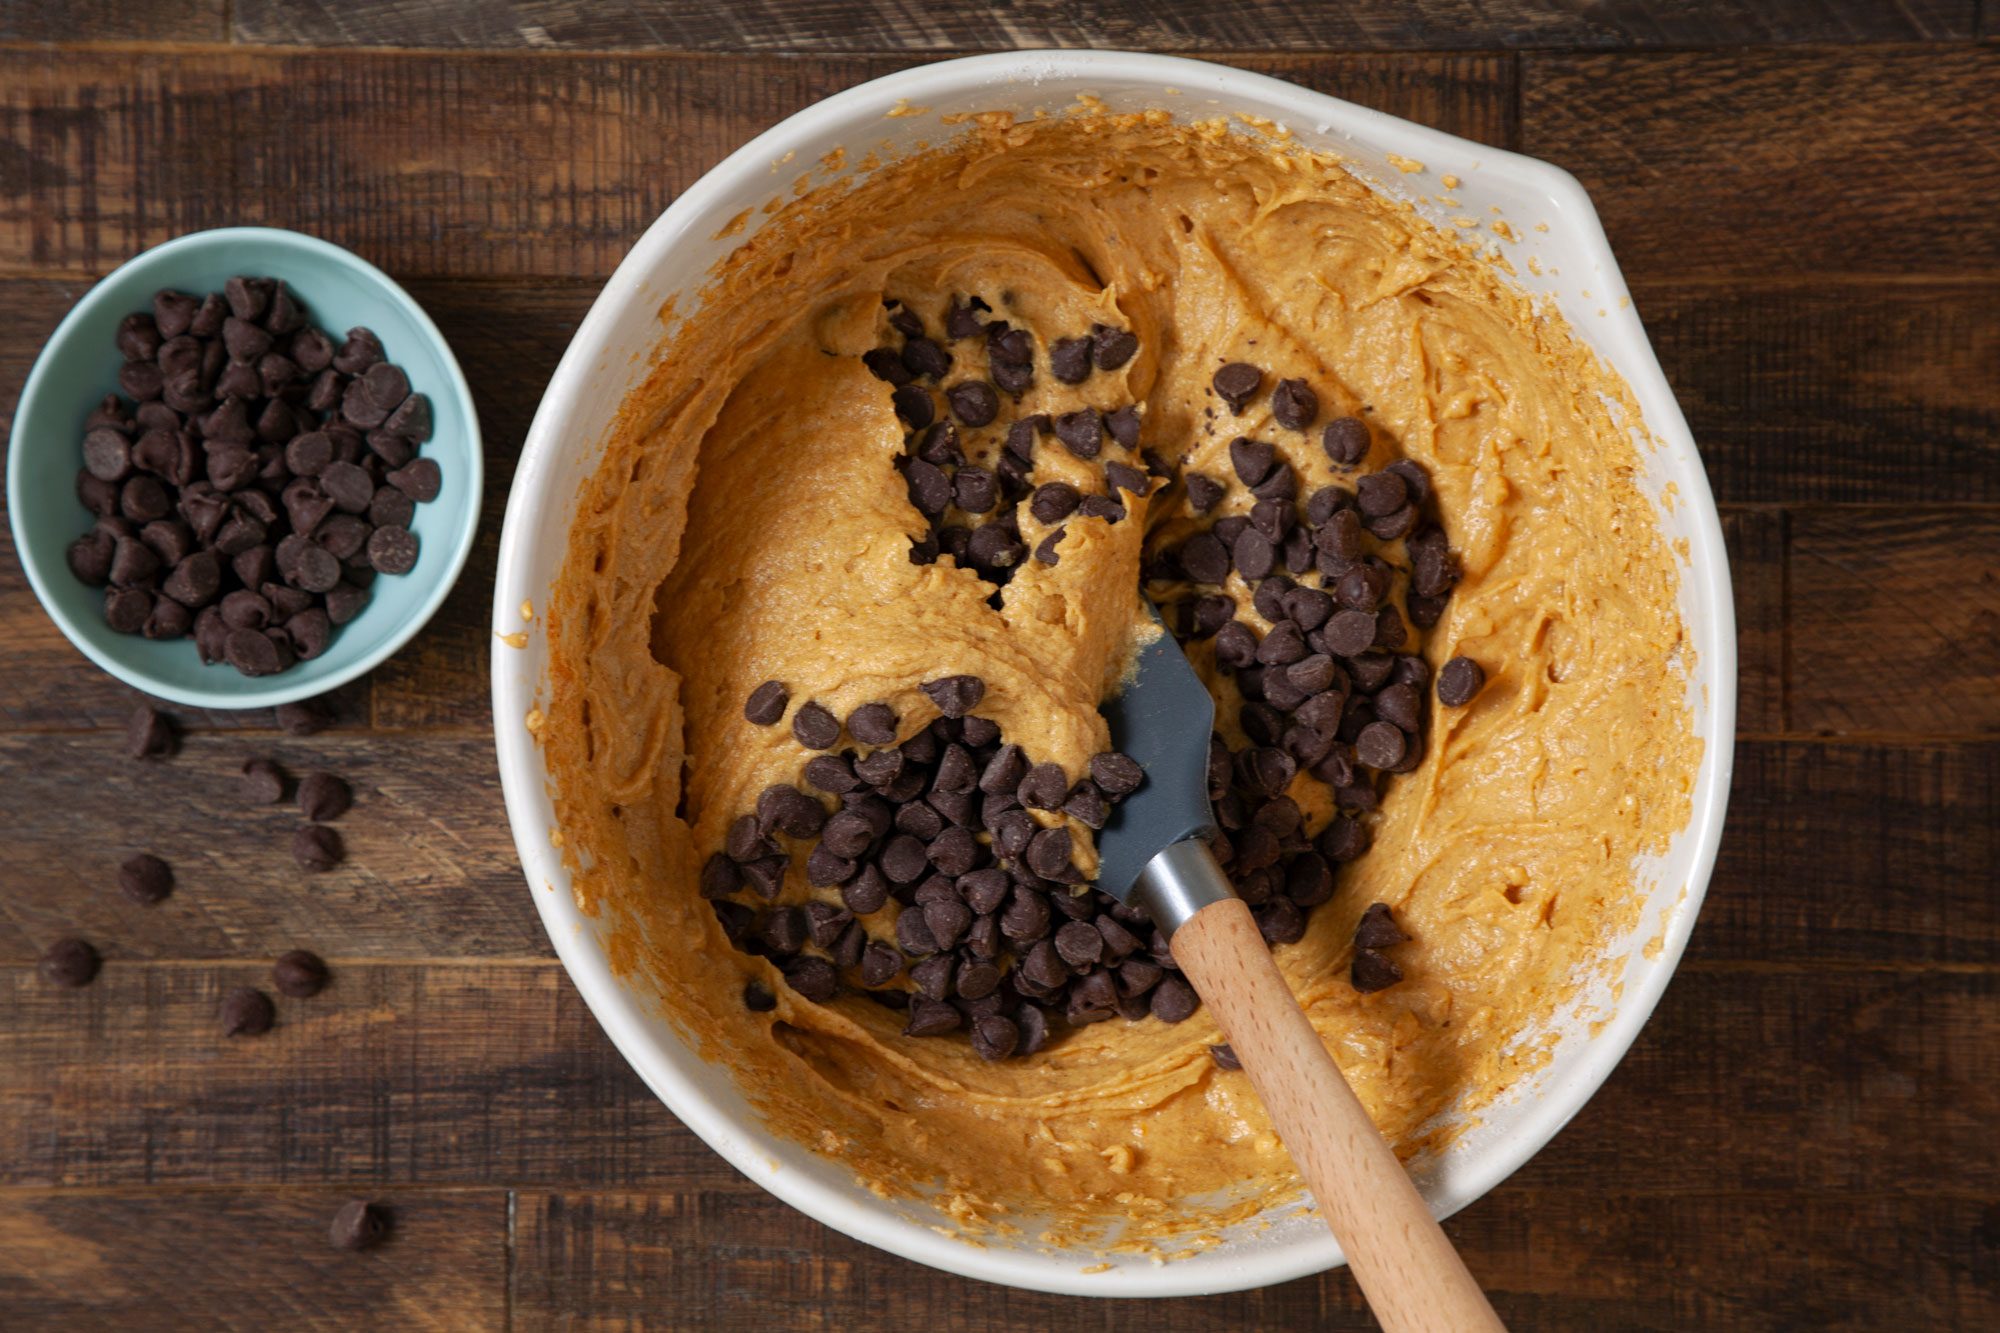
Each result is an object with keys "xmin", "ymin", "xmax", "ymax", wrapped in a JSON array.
[{"xmin": 492, "ymin": 51, "xmax": 1736, "ymax": 1297}]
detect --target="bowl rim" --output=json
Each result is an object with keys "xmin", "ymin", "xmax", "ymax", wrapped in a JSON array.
[
  {"xmin": 492, "ymin": 49, "xmax": 1737, "ymax": 1297},
  {"xmin": 6, "ymin": 224, "xmax": 484, "ymax": 710}
]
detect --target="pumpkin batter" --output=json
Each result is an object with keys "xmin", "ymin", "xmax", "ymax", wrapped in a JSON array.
[{"xmin": 540, "ymin": 108, "xmax": 1700, "ymax": 1245}]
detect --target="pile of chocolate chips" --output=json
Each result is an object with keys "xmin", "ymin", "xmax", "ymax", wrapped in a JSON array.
[
  {"xmin": 870, "ymin": 296, "xmax": 1167, "ymax": 601},
  {"xmin": 705, "ymin": 302, "xmax": 1492, "ymax": 1058},
  {"xmin": 714, "ymin": 675, "xmax": 1186, "ymax": 1061},
  {"xmin": 64, "ymin": 278, "xmax": 441, "ymax": 676},
  {"xmin": 1152, "ymin": 358, "xmax": 1487, "ymax": 992}
]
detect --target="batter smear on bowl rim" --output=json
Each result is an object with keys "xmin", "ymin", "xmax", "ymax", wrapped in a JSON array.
[{"xmin": 540, "ymin": 107, "xmax": 1700, "ymax": 1244}]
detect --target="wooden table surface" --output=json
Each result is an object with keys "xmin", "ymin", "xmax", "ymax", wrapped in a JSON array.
[{"xmin": 2, "ymin": 3, "xmax": 1996, "ymax": 1328}]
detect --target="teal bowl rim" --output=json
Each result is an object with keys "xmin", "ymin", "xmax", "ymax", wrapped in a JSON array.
[{"xmin": 6, "ymin": 226, "xmax": 483, "ymax": 710}]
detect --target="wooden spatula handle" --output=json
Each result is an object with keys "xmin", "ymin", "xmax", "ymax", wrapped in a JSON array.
[{"xmin": 1172, "ymin": 896, "xmax": 1505, "ymax": 1332}]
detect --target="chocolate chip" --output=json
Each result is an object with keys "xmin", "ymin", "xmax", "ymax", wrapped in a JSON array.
[
  {"xmin": 1355, "ymin": 721, "xmax": 1408, "ymax": 771},
  {"xmin": 364, "ymin": 525, "xmax": 417, "ymax": 576},
  {"xmin": 1256, "ymin": 623, "xmax": 1307, "ymax": 669},
  {"xmin": 1054, "ymin": 919, "xmax": 1105, "ymax": 970},
  {"xmin": 945, "ymin": 380, "xmax": 999, "ymax": 427},
  {"xmin": 1172, "ymin": 532, "xmax": 1227, "ymax": 586},
  {"xmin": 901, "ymin": 337, "xmax": 951, "ymax": 381},
  {"xmin": 387, "ymin": 458, "xmax": 440, "ymax": 503},
  {"xmin": 1055, "ymin": 408, "xmax": 1102, "ymax": 459},
  {"xmin": 740, "ymin": 856, "xmax": 787, "ymax": 899},
  {"xmin": 1352, "ymin": 948, "xmax": 1403, "ymax": 993},
  {"xmin": 1271, "ymin": 377, "xmax": 1318, "ymax": 431},
  {"xmin": 1373, "ymin": 683, "xmax": 1422, "ymax": 735},
  {"xmin": 118, "ymin": 852, "xmax": 174, "ymax": 905},
  {"xmin": 1356, "ymin": 469, "xmax": 1408, "ymax": 517},
  {"xmin": 744, "ymin": 680, "xmax": 789, "ymax": 725},
  {"xmin": 119, "ymin": 703, "xmax": 175, "ymax": 761},
  {"xmin": 1233, "ymin": 528, "xmax": 1276, "ymax": 581},
  {"xmin": 1025, "ymin": 826, "xmax": 1075, "ymax": 881},
  {"xmin": 1089, "ymin": 752, "xmax": 1144, "ymax": 798},
  {"xmin": 40, "ymin": 937, "xmax": 100, "ymax": 988},
  {"xmin": 743, "ymin": 980, "xmax": 777, "ymax": 1013},
  {"xmin": 1438, "ymin": 657, "xmax": 1486, "ymax": 706},
  {"xmin": 1032, "ymin": 527, "xmax": 1066, "ymax": 565},
  {"xmin": 1229, "ymin": 437, "xmax": 1274, "ymax": 487},
  {"xmin": 321, "ymin": 460, "xmax": 373, "ymax": 515},
  {"xmin": 1150, "ymin": 975, "xmax": 1199, "ymax": 1022},
  {"xmin": 273, "ymin": 949, "xmax": 330, "ymax": 998},
  {"xmin": 1015, "ymin": 762, "xmax": 1066, "ymax": 812},
  {"xmin": 1103, "ymin": 464, "xmax": 1148, "ymax": 501},
  {"xmin": 232, "ymin": 757, "xmax": 285, "ymax": 806},
  {"xmin": 1367, "ymin": 503, "xmax": 1419, "ymax": 542},
  {"xmin": 1049, "ymin": 336, "xmax": 1092, "ymax": 384},
  {"xmin": 1213, "ymin": 362, "xmax": 1262, "ymax": 413},
  {"xmin": 904, "ymin": 997, "xmax": 961, "ymax": 1037},
  {"xmin": 1184, "ymin": 472, "xmax": 1224, "ymax": 514},
  {"xmin": 296, "ymin": 771, "xmax": 352, "ymax": 823},
  {"xmin": 1322, "ymin": 417, "xmax": 1370, "ymax": 467},
  {"xmin": 920, "ymin": 675, "xmax": 984, "ymax": 719},
  {"xmin": 1105, "ymin": 405, "xmax": 1142, "ymax": 449},
  {"xmin": 1029, "ymin": 482, "xmax": 1081, "ymax": 525},
  {"xmin": 292, "ymin": 824, "xmax": 344, "ymax": 871},
  {"xmin": 67, "ymin": 529, "xmax": 115, "ymax": 586},
  {"xmin": 865, "ymin": 346, "xmax": 914, "ymax": 386},
  {"xmin": 1092, "ymin": 323, "xmax": 1139, "ymax": 371},
  {"xmin": 923, "ymin": 898, "xmax": 972, "ymax": 951},
  {"xmin": 931, "ymin": 299, "xmax": 975, "ymax": 340},
  {"xmin": 784, "ymin": 956, "xmax": 839, "ymax": 1004},
  {"xmin": 329, "ymin": 1200, "xmax": 391, "ymax": 1251},
  {"xmin": 222, "ymin": 986, "xmax": 276, "ymax": 1036},
  {"xmin": 969, "ymin": 1014, "xmax": 1019, "ymax": 1060},
  {"xmin": 701, "ymin": 853, "xmax": 742, "ymax": 899}
]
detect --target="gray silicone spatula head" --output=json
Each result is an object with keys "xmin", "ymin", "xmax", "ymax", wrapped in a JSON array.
[{"xmin": 1093, "ymin": 611, "xmax": 1221, "ymax": 903}]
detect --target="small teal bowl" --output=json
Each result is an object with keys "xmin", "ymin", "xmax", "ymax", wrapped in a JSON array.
[{"xmin": 7, "ymin": 227, "xmax": 482, "ymax": 709}]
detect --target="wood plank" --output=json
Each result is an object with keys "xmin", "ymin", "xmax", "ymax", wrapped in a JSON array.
[
  {"xmin": 227, "ymin": 0, "xmax": 1979, "ymax": 51},
  {"xmin": 1638, "ymin": 281, "xmax": 2000, "ymax": 504},
  {"xmin": 1723, "ymin": 508, "xmax": 1785, "ymax": 733},
  {"xmin": 3, "ymin": 726, "xmax": 1992, "ymax": 963},
  {"xmin": 368, "ymin": 281, "xmax": 590, "ymax": 728},
  {"xmin": 0, "ymin": 0, "xmax": 225, "ymax": 42},
  {"xmin": 511, "ymin": 1187, "xmax": 1995, "ymax": 1330},
  {"xmin": 0, "ymin": 49, "xmax": 1513, "ymax": 282},
  {"xmin": 1789, "ymin": 509, "xmax": 2000, "ymax": 736},
  {"xmin": 1523, "ymin": 47, "xmax": 2000, "ymax": 281},
  {"xmin": 1696, "ymin": 741, "xmax": 1999, "ymax": 965},
  {"xmin": 0, "ymin": 1188, "xmax": 507, "ymax": 1329},
  {"xmin": 0, "ymin": 730, "xmax": 542, "ymax": 959},
  {"xmin": 1, "ymin": 963, "xmax": 1990, "ymax": 1195}
]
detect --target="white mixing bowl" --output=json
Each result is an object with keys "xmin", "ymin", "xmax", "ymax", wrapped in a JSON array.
[{"xmin": 491, "ymin": 50, "xmax": 1735, "ymax": 1297}]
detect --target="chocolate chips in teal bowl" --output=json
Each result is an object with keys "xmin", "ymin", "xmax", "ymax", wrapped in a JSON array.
[{"xmin": 8, "ymin": 227, "xmax": 482, "ymax": 709}]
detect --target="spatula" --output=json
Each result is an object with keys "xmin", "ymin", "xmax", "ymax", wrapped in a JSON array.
[{"xmin": 1097, "ymin": 613, "xmax": 1504, "ymax": 1332}]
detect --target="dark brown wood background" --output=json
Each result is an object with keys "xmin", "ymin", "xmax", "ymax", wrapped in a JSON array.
[{"xmin": 2, "ymin": 2, "xmax": 1996, "ymax": 1328}]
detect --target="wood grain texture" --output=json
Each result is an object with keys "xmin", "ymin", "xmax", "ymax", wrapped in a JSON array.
[
  {"xmin": 227, "ymin": 0, "xmax": 1979, "ymax": 51},
  {"xmin": 1523, "ymin": 47, "xmax": 2000, "ymax": 280},
  {"xmin": 1696, "ymin": 742, "xmax": 1999, "ymax": 965},
  {"xmin": 1724, "ymin": 508, "xmax": 1785, "ymax": 733},
  {"xmin": 511, "ymin": 1187, "xmax": 1997, "ymax": 1330},
  {"xmin": 2, "ymin": 963, "xmax": 1991, "ymax": 1195},
  {"xmin": 1790, "ymin": 509, "xmax": 2000, "ymax": 736},
  {"xmin": 3, "ymin": 727, "xmax": 1993, "ymax": 964},
  {"xmin": 0, "ymin": 1189, "xmax": 507, "ymax": 1329},
  {"xmin": 0, "ymin": 0, "xmax": 225, "ymax": 42},
  {"xmin": 0, "ymin": 49, "xmax": 1513, "ymax": 282},
  {"xmin": 1637, "ymin": 281, "xmax": 2000, "ymax": 504},
  {"xmin": 0, "ymin": 730, "xmax": 540, "ymax": 959}
]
